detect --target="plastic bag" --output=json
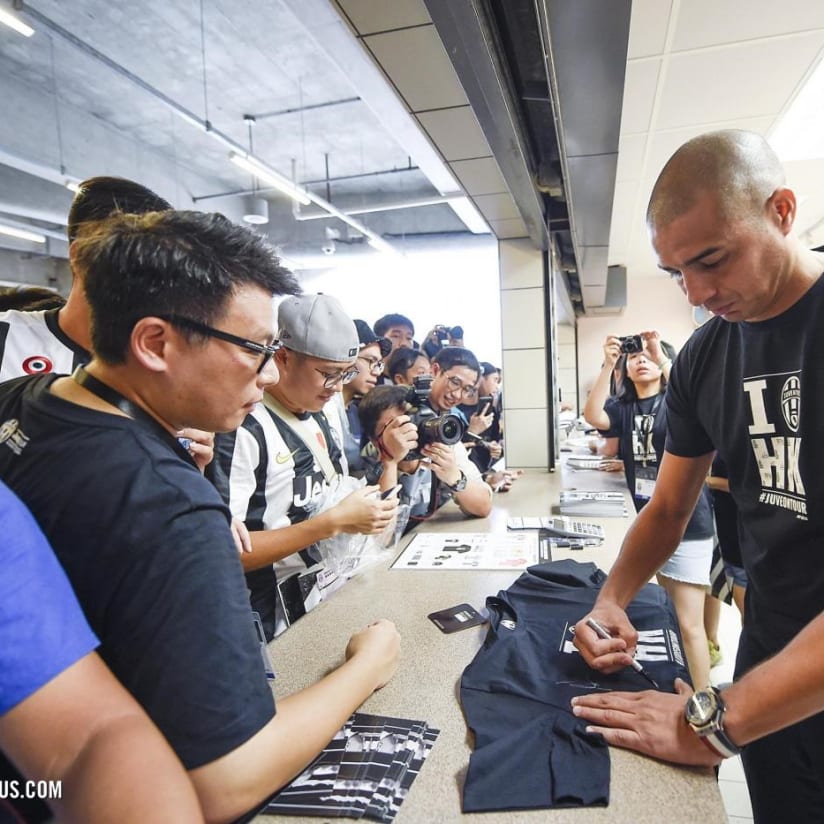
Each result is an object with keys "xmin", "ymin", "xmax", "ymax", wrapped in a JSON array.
[{"xmin": 307, "ymin": 475, "xmax": 410, "ymax": 580}]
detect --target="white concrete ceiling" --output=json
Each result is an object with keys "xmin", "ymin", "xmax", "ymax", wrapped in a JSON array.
[
  {"xmin": 611, "ymin": 0, "xmax": 824, "ymax": 285},
  {"xmin": 2, "ymin": 0, "xmax": 823, "ymax": 294}
]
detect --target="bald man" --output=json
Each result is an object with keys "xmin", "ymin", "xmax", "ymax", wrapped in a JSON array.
[{"xmin": 570, "ymin": 130, "xmax": 824, "ymax": 823}]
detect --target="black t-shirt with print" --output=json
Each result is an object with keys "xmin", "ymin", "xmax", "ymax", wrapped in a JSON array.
[
  {"xmin": 0, "ymin": 375, "xmax": 275, "ymax": 771},
  {"xmin": 602, "ymin": 391, "xmax": 713, "ymax": 538},
  {"xmin": 460, "ymin": 560, "xmax": 690, "ymax": 813},
  {"xmin": 666, "ymin": 273, "xmax": 824, "ymax": 651}
]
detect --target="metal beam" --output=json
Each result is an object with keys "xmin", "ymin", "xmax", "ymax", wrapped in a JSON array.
[{"xmin": 422, "ymin": 0, "xmax": 549, "ymax": 249}]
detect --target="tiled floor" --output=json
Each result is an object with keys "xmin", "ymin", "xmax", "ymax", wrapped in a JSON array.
[{"xmin": 709, "ymin": 599, "xmax": 753, "ymax": 823}]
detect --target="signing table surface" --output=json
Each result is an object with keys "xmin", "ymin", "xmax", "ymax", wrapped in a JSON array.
[{"xmin": 254, "ymin": 470, "xmax": 726, "ymax": 824}]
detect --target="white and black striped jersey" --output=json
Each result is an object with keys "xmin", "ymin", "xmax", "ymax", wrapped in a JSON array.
[
  {"xmin": 0, "ymin": 308, "xmax": 89, "ymax": 383},
  {"xmin": 208, "ymin": 400, "xmax": 346, "ymax": 638}
]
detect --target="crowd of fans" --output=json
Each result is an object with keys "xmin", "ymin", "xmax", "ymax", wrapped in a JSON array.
[{"xmin": 0, "ymin": 177, "xmax": 513, "ymax": 822}]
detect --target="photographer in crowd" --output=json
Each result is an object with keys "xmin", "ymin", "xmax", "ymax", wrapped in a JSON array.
[
  {"xmin": 358, "ymin": 381, "xmax": 492, "ymax": 523},
  {"xmin": 360, "ymin": 346, "xmax": 493, "ymax": 520},
  {"xmin": 422, "ymin": 323, "xmax": 464, "ymax": 360}
]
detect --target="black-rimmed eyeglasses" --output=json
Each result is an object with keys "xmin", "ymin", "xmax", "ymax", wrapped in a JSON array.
[
  {"xmin": 161, "ymin": 314, "xmax": 280, "ymax": 374},
  {"xmin": 357, "ymin": 355, "xmax": 385, "ymax": 375},
  {"xmin": 314, "ymin": 367, "xmax": 360, "ymax": 389}
]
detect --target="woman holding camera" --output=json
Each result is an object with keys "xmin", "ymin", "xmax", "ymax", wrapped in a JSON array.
[{"xmin": 583, "ymin": 330, "xmax": 714, "ymax": 691}]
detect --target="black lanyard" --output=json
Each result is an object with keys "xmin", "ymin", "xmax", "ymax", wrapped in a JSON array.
[{"xmin": 73, "ymin": 366, "xmax": 195, "ymax": 464}]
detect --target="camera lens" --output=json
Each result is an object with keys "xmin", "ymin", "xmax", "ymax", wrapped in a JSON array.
[{"xmin": 440, "ymin": 416, "xmax": 462, "ymax": 443}]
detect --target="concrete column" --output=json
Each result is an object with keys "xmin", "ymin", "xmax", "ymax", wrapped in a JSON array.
[{"xmin": 498, "ymin": 238, "xmax": 553, "ymax": 469}]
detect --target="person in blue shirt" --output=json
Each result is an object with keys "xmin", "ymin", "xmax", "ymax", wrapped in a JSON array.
[{"xmin": 0, "ymin": 480, "xmax": 202, "ymax": 823}]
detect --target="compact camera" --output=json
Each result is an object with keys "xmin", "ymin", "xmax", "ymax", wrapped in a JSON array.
[
  {"xmin": 619, "ymin": 334, "xmax": 643, "ymax": 354},
  {"xmin": 404, "ymin": 375, "xmax": 465, "ymax": 459}
]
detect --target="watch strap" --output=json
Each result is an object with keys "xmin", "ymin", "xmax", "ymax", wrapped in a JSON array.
[
  {"xmin": 701, "ymin": 729, "xmax": 741, "ymax": 759},
  {"xmin": 446, "ymin": 470, "xmax": 467, "ymax": 492}
]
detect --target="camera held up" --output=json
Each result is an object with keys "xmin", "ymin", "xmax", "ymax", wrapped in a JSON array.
[
  {"xmin": 619, "ymin": 334, "xmax": 643, "ymax": 354},
  {"xmin": 404, "ymin": 375, "xmax": 465, "ymax": 460},
  {"xmin": 436, "ymin": 324, "xmax": 464, "ymax": 342}
]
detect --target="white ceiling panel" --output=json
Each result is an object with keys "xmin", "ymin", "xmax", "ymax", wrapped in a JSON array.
[
  {"xmin": 672, "ymin": 0, "xmax": 824, "ymax": 52},
  {"xmin": 416, "ymin": 107, "xmax": 491, "ymax": 161},
  {"xmin": 449, "ymin": 157, "xmax": 506, "ymax": 197},
  {"xmin": 620, "ymin": 59, "xmax": 661, "ymax": 135},
  {"xmin": 335, "ymin": 0, "xmax": 431, "ymax": 35},
  {"xmin": 473, "ymin": 192, "xmax": 521, "ymax": 222},
  {"xmin": 488, "ymin": 217, "xmax": 528, "ymax": 240},
  {"xmin": 615, "ymin": 132, "xmax": 647, "ymax": 183},
  {"xmin": 627, "ymin": 0, "xmax": 672, "ymax": 59},
  {"xmin": 656, "ymin": 35, "xmax": 824, "ymax": 131},
  {"xmin": 364, "ymin": 25, "xmax": 468, "ymax": 112}
]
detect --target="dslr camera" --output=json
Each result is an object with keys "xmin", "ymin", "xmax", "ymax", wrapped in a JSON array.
[
  {"xmin": 619, "ymin": 334, "xmax": 643, "ymax": 354},
  {"xmin": 436, "ymin": 324, "xmax": 464, "ymax": 342},
  {"xmin": 404, "ymin": 375, "xmax": 465, "ymax": 460}
]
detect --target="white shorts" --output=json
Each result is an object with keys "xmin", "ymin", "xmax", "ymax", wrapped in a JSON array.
[{"xmin": 658, "ymin": 536, "xmax": 714, "ymax": 587}]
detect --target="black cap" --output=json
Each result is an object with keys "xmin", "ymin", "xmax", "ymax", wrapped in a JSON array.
[{"xmin": 354, "ymin": 319, "xmax": 392, "ymax": 358}]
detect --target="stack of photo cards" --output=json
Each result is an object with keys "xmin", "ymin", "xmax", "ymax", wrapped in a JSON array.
[{"xmin": 265, "ymin": 712, "xmax": 439, "ymax": 822}]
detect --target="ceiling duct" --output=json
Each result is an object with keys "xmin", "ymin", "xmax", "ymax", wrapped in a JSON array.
[
  {"xmin": 535, "ymin": 0, "xmax": 631, "ymax": 314},
  {"xmin": 585, "ymin": 265, "xmax": 626, "ymax": 316}
]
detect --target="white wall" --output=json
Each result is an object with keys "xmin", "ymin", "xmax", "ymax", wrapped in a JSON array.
[
  {"xmin": 293, "ymin": 237, "xmax": 502, "ymax": 365},
  {"xmin": 575, "ymin": 275, "xmax": 696, "ymax": 403}
]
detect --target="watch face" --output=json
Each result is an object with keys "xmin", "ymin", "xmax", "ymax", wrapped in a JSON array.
[{"xmin": 686, "ymin": 690, "xmax": 718, "ymax": 725}]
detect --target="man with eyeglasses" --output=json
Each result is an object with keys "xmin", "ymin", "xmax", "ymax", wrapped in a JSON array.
[
  {"xmin": 337, "ymin": 319, "xmax": 392, "ymax": 476},
  {"xmin": 0, "ymin": 212, "xmax": 401, "ymax": 822},
  {"xmin": 424, "ymin": 347, "xmax": 494, "ymax": 516},
  {"xmin": 209, "ymin": 294, "xmax": 399, "ymax": 640}
]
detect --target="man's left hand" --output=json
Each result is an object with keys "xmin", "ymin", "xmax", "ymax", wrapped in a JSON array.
[{"xmin": 570, "ymin": 678, "xmax": 721, "ymax": 767}]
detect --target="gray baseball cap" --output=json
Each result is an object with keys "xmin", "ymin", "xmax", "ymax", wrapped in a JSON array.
[{"xmin": 277, "ymin": 293, "xmax": 359, "ymax": 362}]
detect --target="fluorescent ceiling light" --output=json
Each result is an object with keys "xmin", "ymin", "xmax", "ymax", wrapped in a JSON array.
[
  {"xmin": 0, "ymin": 223, "xmax": 47, "ymax": 243},
  {"xmin": 448, "ymin": 197, "xmax": 490, "ymax": 234},
  {"xmin": 0, "ymin": 7, "xmax": 34, "ymax": 37},
  {"xmin": 229, "ymin": 152, "xmax": 310, "ymax": 206},
  {"xmin": 367, "ymin": 236, "xmax": 399, "ymax": 255},
  {"xmin": 770, "ymin": 54, "xmax": 824, "ymax": 162}
]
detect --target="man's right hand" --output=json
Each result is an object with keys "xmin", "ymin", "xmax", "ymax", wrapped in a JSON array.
[
  {"xmin": 377, "ymin": 414, "xmax": 418, "ymax": 462},
  {"xmin": 345, "ymin": 618, "xmax": 401, "ymax": 690},
  {"xmin": 573, "ymin": 603, "xmax": 639, "ymax": 674},
  {"xmin": 331, "ymin": 486, "xmax": 399, "ymax": 535}
]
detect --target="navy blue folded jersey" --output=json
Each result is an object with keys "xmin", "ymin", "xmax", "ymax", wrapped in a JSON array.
[{"xmin": 460, "ymin": 559, "xmax": 690, "ymax": 813}]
